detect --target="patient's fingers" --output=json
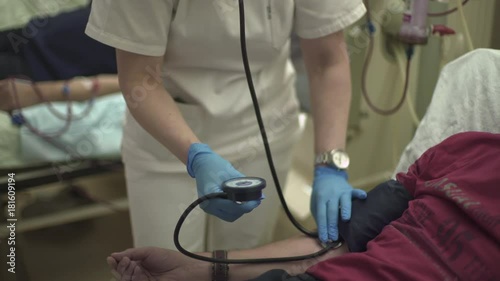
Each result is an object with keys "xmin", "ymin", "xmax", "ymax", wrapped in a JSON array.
[
  {"xmin": 108, "ymin": 257, "xmax": 121, "ymax": 280},
  {"xmin": 110, "ymin": 268, "xmax": 121, "ymax": 281},
  {"xmin": 107, "ymin": 256, "xmax": 118, "ymax": 270},
  {"xmin": 132, "ymin": 266, "xmax": 148, "ymax": 281},
  {"xmin": 111, "ymin": 248, "xmax": 152, "ymax": 262},
  {"xmin": 117, "ymin": 257, "xmax": 131, "ymax": 276},
  {"xmin": 121, "ymin": 260, "xmax": 137, "ymax": 281}
]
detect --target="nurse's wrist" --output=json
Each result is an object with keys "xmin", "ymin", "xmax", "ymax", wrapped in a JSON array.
[
  {"xmin": 314, "ymin": 165, "xmax": 348, "ymax": 180},
  {"xmin": 186, "ymin": 142, "xmax": 213, "ymax": 177}
]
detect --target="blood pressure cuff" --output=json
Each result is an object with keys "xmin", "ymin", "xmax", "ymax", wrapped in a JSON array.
[
  {"xmin": 248, "ymin": 269, "xmax": 320, "ymax": 281},
  {"xmin": 338, "ymin": 179, "xmax": 413, "ymax": 252},
  {"xmin": 248, "ymin": 180, "xmax": 413, "ymax": 281}
]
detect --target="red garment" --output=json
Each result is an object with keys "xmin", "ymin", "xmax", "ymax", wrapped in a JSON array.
[{"xmin": 307, "ymin": 132, "xmax": 500, "ymax": 281}]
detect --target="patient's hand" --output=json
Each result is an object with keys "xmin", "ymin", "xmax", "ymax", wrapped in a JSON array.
[{"xmin": 107, "ymin": 247, "xmax": 210, "ymax": 281}]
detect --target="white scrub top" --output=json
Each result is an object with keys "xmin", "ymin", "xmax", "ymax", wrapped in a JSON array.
[{"xmin": 86, "ymin": 0, "xmax": 366, "ymax": 172}]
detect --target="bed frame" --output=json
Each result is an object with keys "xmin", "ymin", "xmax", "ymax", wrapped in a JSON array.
[
  {"xmin": 0, "ymin": 159, "xmax": 127, "ymax": 237},
  {"xmin": 0, "ymin": 159, "xmax": 123, "ymax": 193}
]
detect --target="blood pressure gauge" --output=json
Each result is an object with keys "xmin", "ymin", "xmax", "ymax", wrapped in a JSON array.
[{"xmin": 222, "ymin": 177, "xmax": 266, "ymax": 202}]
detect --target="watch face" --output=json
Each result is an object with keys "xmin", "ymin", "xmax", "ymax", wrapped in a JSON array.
[{"xmin": 332, "ymin": 151, "xmax": 350, "ymax": 169}]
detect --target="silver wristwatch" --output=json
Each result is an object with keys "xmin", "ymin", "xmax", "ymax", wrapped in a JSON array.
[{"xmin": 314, "ymin": 149, "xmax": 350, "ymax": 170}]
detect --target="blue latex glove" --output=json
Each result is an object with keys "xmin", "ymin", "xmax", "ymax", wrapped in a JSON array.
[
  {"xmin": 187, "ymin": 143, "xmax": 263, "ymax": 222},
  {"xmin": 311, "ymin": 166, "xmax": 367, "ymax": 242}
]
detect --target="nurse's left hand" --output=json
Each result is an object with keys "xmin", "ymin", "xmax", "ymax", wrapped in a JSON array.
[
  {"xmin": 311, "ymin": 166, "xmax": 367, "ymax": 243},
  {"xmin": 187, "ymin": 143, "xmax": 263, "ymax": 222}
]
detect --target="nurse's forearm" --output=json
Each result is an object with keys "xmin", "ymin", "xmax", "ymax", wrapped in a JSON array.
[
  {"xmin": 309, "ymin": 59, "xmax": 351, "ymax": 153},
  {"xmin": 301, "ymin": 32, "xmax": 352, "ymax": 153},
  {"xmin": 116, "ymin": 50, "xmax": 200, "ymax": 164},
  {"xmin": 122, "ymin": 86, "xmax": 200, "ymax": 164}
]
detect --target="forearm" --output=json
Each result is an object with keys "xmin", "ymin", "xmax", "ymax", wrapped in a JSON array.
[
  {"xmin": 301, "ymin": 32, "xmax": 352, "ymax": 154},
  {"xmin": 122, "ymin": 85, "xmax": 199, "ymax": 164},
  {"xmin": 116, "ymin": 50, "xmax": 199, "ymax": 164},
  {"xmin": 228, "ymin": 236, "xmax": 346, "ymax": 280},
  {"xmin": 20, "ymin": 75, "xmax": 120, "ymax": 103},
  {"xmin": 309, "ymin": 57, "xmax": 351, "ymax": 153},
  {"xmin": 35, "ymin": 74, "xmax": 120, "ymax": 102},
  {"xmin": 92, "ymin": 74, "xmax": 121, "ymax": 97},
  {"xmin": 195, "ymin": 235, "xmax": 347, "ymax": 281},
  {"xmin": 0, "ymin": 75, "xmax": 121, "ymax": 111}
]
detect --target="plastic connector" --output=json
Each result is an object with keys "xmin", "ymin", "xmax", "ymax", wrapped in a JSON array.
[
  {"xmin": 10, "ymin": 113, "xmax": 25, "ymax": 126},
  {"xmin": 406, "ymin": 45, "xmax": 415, "ymax": 60},
  {"xmin": 62, "ymin": 83, "xmax": 70, "ymax": 97},
  {"xmin": 367, "ymin": 21, "xmax": 376, "ymax": 35},
  {"xmin": 432, "ymin": 25, "xmax": 456, "ymax": 37}
]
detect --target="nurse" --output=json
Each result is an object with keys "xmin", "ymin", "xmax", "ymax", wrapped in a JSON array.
[{"xmin": 85, "ymin": 0, "xmax": 367, "ymax": 251}]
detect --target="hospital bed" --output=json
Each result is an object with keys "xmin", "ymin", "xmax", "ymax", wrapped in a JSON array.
[
  {"xmin": 0, "ymin": 93, "xmax": 127, "ymax": 237},
  {"xmin": 0, "ymin": 93, "xmax": 125, "ymax": 191},
  {"xmin": 393, "ymin": 48, "xmax": 500, "ymax": 176}
]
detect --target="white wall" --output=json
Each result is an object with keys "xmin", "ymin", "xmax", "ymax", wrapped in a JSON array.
[{"xmin": 443, "ymin": 0, "xmax": 497, "ymax": 62}]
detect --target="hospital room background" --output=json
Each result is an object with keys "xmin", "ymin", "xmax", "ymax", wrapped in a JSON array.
[{"xmin": 0, "ymin": 0, "xmax": 498, "ymax": 280}]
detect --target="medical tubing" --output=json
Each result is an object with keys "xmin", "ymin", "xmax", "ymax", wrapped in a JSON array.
[
  {"xmin": 428, "ymin": 0, "xmax": 470, "ymax": 17},
  {"xmin": 238, "ymin": 0, "xmax": 316, "ymax": 237},
  {"xmin": 361, "ymin": 9, "xmax": 412, "ymax": 116},
  {"xmin": 9, "ymin": 77, "xmax": 74, "ymax": 138},
  {"xmin": 173, "ymin": 193, "xmax": 340, "ymax": 264},
  {"xmin": 456, "ymin": 0, "xmax": 474, "ymax": 51},
  {"xmin": 8, "ymin": 77, "xmax": 96, "ymax": 162},
  {"xmin": 397, "ymin": 48, "xmax": 421, "ymax": 127},
  {"xmin": 10, "ymin": 79, "xmax": 122, "ymax": 212},
  {"xmin": 31, "ymin": 77, "xmax": 98, "ymax": 121}
]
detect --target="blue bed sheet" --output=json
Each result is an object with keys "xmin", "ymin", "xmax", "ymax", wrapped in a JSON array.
[{"xmin": 18, "ymin": 93, "xmax": 125, "ymax": 163}]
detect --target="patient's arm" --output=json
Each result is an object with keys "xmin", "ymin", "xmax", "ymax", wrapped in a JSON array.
[
  {"xmin": 0, "ymin": 74, "xmax": 120, "ymax": 111},
  {"xmin": 108, "ymin": 235, "xmax": 348, "ymax": 281},
  {"xmin": 226, "ymin": 235, "xmax": 347, "ymax": 280},
  {"xmin": 108, "ymin": 180, "xmax": 410, "ymax": 281}
]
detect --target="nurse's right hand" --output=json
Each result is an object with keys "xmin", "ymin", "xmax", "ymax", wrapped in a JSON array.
[{"xmin": 186, "ymin": 143, "xmax": 263, "ymax": 222}]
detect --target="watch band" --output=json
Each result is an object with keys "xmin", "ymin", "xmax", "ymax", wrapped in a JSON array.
[
  {"xmin": 314, "ymin": 149, "xmax": 350, "ymax": 170},
  {"xmin": 314, "ymin": 153, "xmax": 328, "ymax": 165},
  {"xmin": 212, "ymin": 250, "xmax": 229, "ymax": 281}
]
